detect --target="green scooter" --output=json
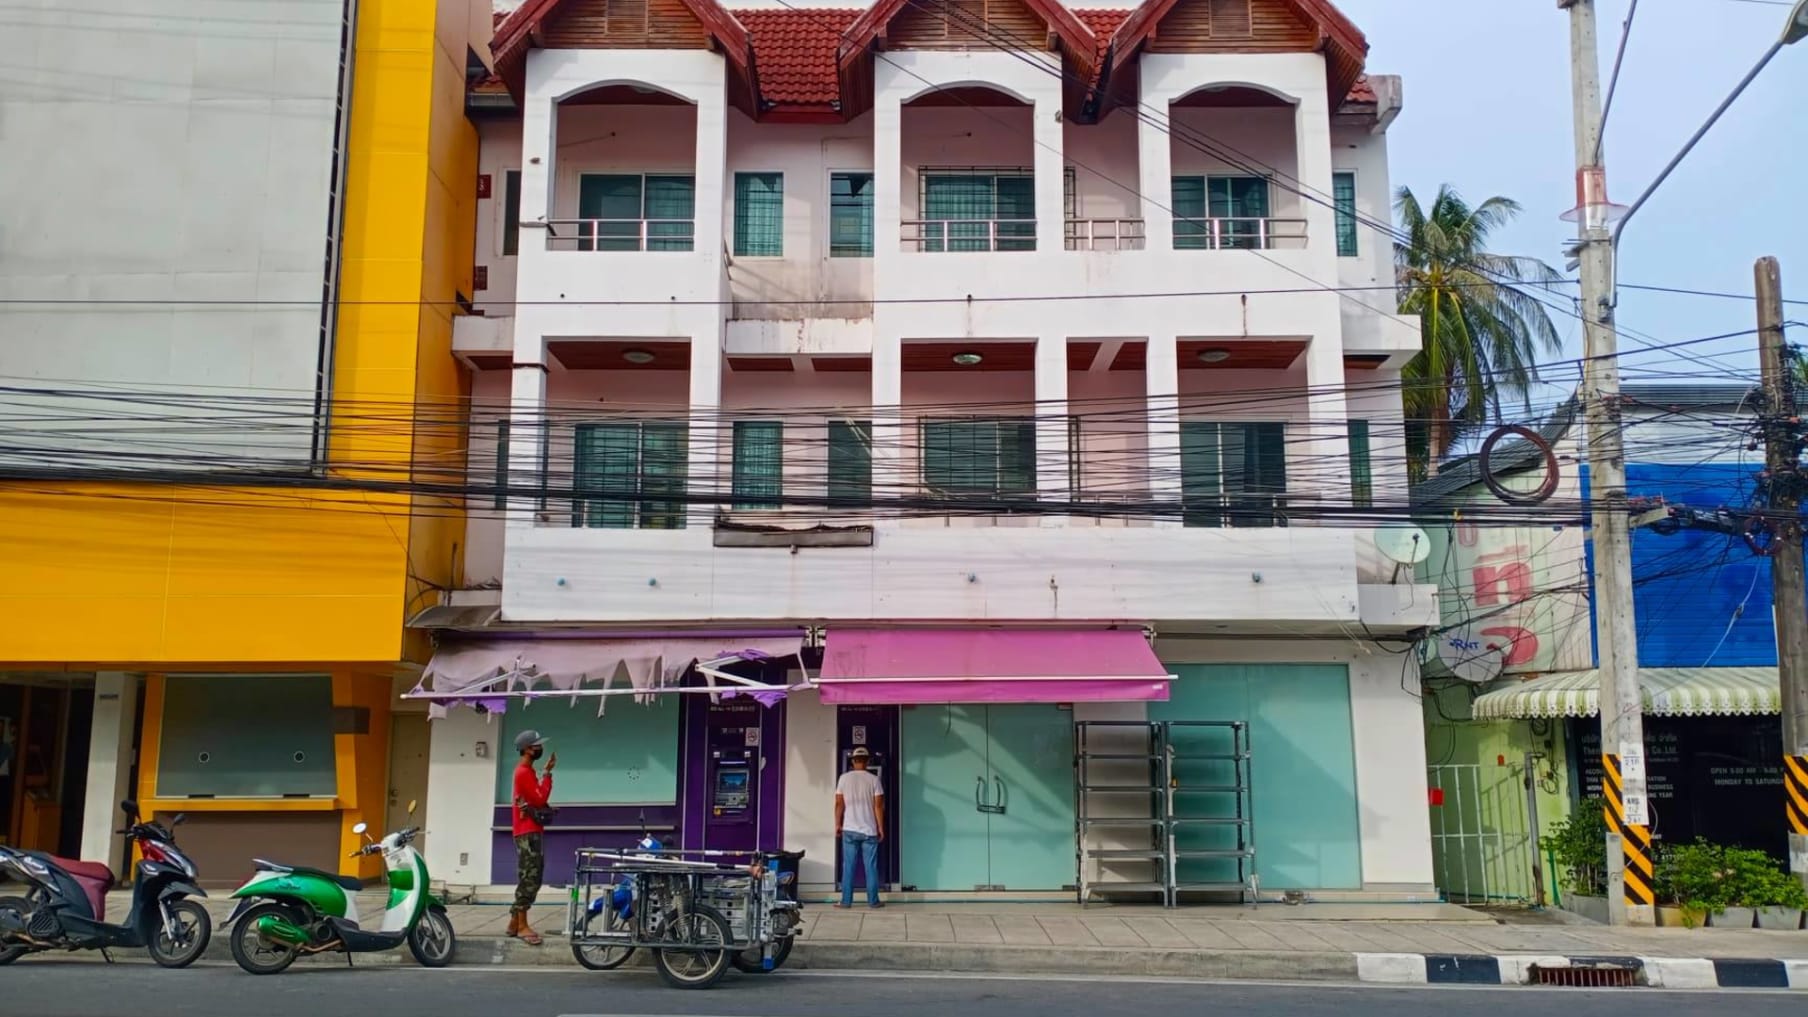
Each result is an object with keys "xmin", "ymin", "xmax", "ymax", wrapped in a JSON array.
[{"xmin": 223, "ymin": 801, "xmax": 455, "ymax": 974}]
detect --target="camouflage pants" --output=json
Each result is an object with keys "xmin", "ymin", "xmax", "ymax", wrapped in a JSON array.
[{"xmin": 513, "ymin": 833, "xmax": 544, "ymax": 915}]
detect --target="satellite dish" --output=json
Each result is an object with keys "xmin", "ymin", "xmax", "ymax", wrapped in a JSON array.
[
  {"xmin": 1373, "ymin": 526, "xmax": 1431, "ymax": 583},
  {"xmin": 1434, "ymin": 625, "xmax": 1507, "ymax": 684},
  {"xmin": 1374, "ymin": 526, "xmax": 1432, "ymax": 565}
]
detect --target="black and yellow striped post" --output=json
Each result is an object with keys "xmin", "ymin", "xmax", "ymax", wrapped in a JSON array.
[
  {"xmin": 1786, "ymin": 755, "xmax": 1808, "ymax": 840},
  {"xmin": 1602, "ymin": 753, "xmax": 1656, "ymax": 909}
]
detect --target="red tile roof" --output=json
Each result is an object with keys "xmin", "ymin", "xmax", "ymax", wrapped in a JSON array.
[
  {"xmin": 477, "ymin": 0, "xmax": 1379, "ymax": 119},
  {"xmin": 738, "ymin": 7, "xmax": 861, "ymax": 107},
  {"xmin": 1073, "ymin": 7, "xmax": 1130, "ymax": 86}
]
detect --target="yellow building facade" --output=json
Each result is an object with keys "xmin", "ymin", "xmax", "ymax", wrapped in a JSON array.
[{"xmin": 0, "ymin": 0, "xmax": 484, "ymax": 881}]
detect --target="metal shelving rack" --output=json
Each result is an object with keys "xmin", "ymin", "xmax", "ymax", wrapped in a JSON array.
[{"xmin": 1075, "ymin": 720, "xmax": 1255, "ymax": 908}]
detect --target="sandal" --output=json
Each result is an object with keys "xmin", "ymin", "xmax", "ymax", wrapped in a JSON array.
[{"xmin": 519, "ymin": 926, "xmax": 545, "ymax": 946}]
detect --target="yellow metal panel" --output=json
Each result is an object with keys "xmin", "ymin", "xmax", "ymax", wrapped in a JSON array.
[{"xmin": 0, "ymin": 0, "xmax": 482, "ymax": 669}]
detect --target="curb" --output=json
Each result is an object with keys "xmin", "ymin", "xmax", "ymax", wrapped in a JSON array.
[
  {"xmin": 25, "ymin": 935, "xmax": 1808, "ymax": 989},
  {"xmin": 1354, "ymin": 952, "xmax": 1808, "ymax": 989}
]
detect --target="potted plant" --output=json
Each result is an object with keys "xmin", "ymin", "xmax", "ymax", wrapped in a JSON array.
[
  {"xmin": 1654, "ymin": 840, "xmax": 1721, "ymax": 928},
  {"xmin": 1541, "ymin": 799, "xmax": 1609, "ymax": 922},
  {"xmin": 1728, "ymin": 847, "xmax": 1807, "ymax": 930}
]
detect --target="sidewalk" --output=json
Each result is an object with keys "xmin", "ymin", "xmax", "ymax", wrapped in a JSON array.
[{"xmin": 94, "ymin": 892, "xmax": 1808, "ymax": 986}]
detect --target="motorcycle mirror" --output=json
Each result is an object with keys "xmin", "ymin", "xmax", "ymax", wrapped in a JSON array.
[
  {"xmin": 352, "ymin": 822, "xmax": 369, "ymax": 836},
  {"xmin": 171, "ymin": 813, "xmax": 187, "ymax": 827},
  {"xmin": 407, "ymin": 799, "xmax": 418, "ymax": 816}
]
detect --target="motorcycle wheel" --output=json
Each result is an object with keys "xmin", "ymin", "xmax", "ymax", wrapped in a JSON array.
[
  {"xmin": 0, "ymin": 896, "xmax": 32, "ymax": 966},
  {"xmin": 730, "ymin": 934, "xmax": 795, "ymax": 974},
  {"xmin": 571, "ymin": 907, "xmax": 635, "ymax": 971},
  {"xmin": 148, "ymin": 899, "xmax": 212, "ymax": 969},
  {"xmin": 407, "ymin": 909, "xmax": 456, "ymax": 968},
  {"xmin": 229, "ymin": 903, "xmax": 303, "ymax": 975},
  {"xmin": 651, "ymin": 904, "xmax": 732, "ymax": 990}
]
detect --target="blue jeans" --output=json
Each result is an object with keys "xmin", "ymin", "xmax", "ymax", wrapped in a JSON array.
[{"xmin": 840, "ymin": 831, "xmax": 881, "ymax": 906}]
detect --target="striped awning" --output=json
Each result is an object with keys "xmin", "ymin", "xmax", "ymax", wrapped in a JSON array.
[{"xmin": 1470, "ymin": 667, "xmax": 1781, "ymax": 720}]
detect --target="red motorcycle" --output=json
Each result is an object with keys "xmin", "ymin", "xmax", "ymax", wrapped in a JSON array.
[{"xmin": 0, "ymin": 800, "xmax": 210, "ymax": 967}]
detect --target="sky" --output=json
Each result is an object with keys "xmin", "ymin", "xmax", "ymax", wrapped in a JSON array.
[{"xmin": 1337, "ymin": 0, "xmax": 1807, "ymax": 397}]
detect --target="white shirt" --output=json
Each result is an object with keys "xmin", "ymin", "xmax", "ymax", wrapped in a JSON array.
[{"xmin": 835, "ymin": 768, "xmax": 883, "ymax": 837}]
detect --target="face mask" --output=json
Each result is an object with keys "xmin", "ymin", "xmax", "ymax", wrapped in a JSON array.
[{"xmin": 530, "ymin": 745, "xmax": 544, "ymax": 761}]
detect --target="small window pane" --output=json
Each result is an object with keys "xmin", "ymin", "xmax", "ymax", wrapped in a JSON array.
[
  {"xmin": 644, "ymin": 176, "xmax": 696, "ymax": 252},
  {"xmin": 1172, "ymin": 176, "xmax": 1207, "ymax": 250},
  {"xmin": 503, "ymin": 170, "xmax": 522, "ymax": 257},
  {"xmin": 732, "ymin": 420, "xmax": 783, "ymax": 509},
  {"xmin": 828, "ymin": 419, "xmax": 872, "ymax": 501},
  {"xmin": 830, "ymin": 173, "xmax": 874, "ymax": 258},
  {"xmin": 1348, "ymin": 419, "xmax": 1373, "ymax": 508},
  {"xmin": 1333, "ymin": 172, "xmax": 1358, "ymax": 257},
  {"xmin": 733, "ymin": 172, "xmax": 784, "ymax": 257}
]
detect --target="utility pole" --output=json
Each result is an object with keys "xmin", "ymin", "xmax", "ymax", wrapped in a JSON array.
[
  {"xmin": 1756, "ymin": 256, "xmax": 1808, "ymax": 889},
  {"xmin": 1561, "ymin": 0, "xmax": 1653, "ymax": 926}
]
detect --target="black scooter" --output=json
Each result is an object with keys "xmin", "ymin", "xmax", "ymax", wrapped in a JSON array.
[{"xmin": 0, "ymin": 800, "xmax": 211, "ymax": 967}]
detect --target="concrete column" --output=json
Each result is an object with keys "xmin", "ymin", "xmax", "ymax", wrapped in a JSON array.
[
  {"xmin": 1146, "ymin": 335, "xmax": 1182, "ymax": 528},
  {"xmin": 506, "ymin": 336, "xmax": 548, "ymax": 529},
  {"xmin": 424, "ymin": 709, "xmax": 500, "ymax": 887},
  {"xmin": 687, "ymin": 327, "xmax": 723, "ymax": 527},
  {"xmin": 871, "ymin": 334, "xmax": 904, "ymax": 525},
  {"xmin": 1034, "ymin": 336, "xmax": 1070, "ymax": 522},
  {"xmin": 1032, "ymin": 94, "xmax": 1066, "ymax": 253},
  {"xmin": 1292, "ymin": 87, "xmax": 1339, "ymax": 280},
  {"xmin": 519, "ymin": 92, "xmax": 555, "ymax": 231},
  {"xmin": 80, "ymin": 673, "xmax": 137, "ymax": 871},
  {"xmin": 872, "ymin": 93, "xmax": 903, "ymax": 259},
  {"xmin": 692, "ymin": 84, "xmax": 728, "ymax": 266},
  {"xmin": 1137, "ymin": 90, "xmax": 1174, "ymax": 251}
]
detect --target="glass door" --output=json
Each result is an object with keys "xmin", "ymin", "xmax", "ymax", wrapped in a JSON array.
[
  {"xmin": 900, "ymin": 705, "xmax": 992, "ymax": 890},
  {"xmin": 983, "ymin": 705, "xmax": 1077, "ymax": 890}
]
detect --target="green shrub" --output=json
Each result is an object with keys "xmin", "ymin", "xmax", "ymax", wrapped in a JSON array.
[
  {"xmin": 1540, "ymin": 798, "xmax": 1607, "ymax": 897},
  {"xmin": 1654, "ymin": 839, "xmax": 1808, "ymax": 912}
]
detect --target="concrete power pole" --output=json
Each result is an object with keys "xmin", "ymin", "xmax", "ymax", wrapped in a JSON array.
[
  {"xmin": 1561, "ymin": 0, "xmax": 1653, "ymax": 926},
  {"xmin": 1755, "ymin": 257, "xmax": 1808, "ymax": 888}
]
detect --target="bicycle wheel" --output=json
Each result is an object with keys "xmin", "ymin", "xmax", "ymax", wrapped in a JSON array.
[
  {"xmin": 571, "ymin": 906, "xmax": 636, "ymax": 971},
  {"xmin": 651, "ymin": 904, "xmax": 732, "ymax": 990}
]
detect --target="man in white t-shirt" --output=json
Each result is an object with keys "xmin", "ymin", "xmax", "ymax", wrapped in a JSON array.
[{"xmin": 833, "ymin": 747, "xmax": 886, "ymax": 909}]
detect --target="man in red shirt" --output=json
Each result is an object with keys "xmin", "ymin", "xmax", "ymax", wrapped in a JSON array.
[{"xmin": 508, "ymin": 729, "xmax": 555, "ymax": 945}]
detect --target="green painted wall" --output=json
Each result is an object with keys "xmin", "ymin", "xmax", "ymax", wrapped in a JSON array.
[{"xmin": 1422, "ymin": 683, "xmax": 1573, "ymax": 902}]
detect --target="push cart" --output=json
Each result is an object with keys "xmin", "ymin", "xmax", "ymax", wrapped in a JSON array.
[{"xmin": 566, "ymin": 846, "xmax": 803, "ymax": 989}]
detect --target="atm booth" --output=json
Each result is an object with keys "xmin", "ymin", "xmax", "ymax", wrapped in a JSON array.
[
  {"xmin": 680, "ymin": 679, "xmax": 790, "ymax": 856},
  {"xmin": 833, "ymin": 704, "xmax": 900, "ymax": 891}
]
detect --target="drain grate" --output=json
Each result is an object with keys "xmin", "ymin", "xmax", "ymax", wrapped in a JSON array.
[{"xmin": 1528, "ymin": 963, "xmax": 1640, "ymax": 988}]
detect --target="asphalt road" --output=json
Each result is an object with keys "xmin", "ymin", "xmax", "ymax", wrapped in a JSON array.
[{"xmin": 2, "ymin": 965, "xmax": 1804, "ymax": 1017}]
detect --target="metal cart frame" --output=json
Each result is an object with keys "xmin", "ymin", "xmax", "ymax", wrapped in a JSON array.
[{"xmin": 566, "ymin": 848, "xmax": 801, "ymax": 989}]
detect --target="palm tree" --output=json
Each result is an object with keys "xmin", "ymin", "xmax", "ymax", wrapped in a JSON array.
[{"xmin": 1395, "ymin": 185, "xmax": 1565, "ymax": 478}]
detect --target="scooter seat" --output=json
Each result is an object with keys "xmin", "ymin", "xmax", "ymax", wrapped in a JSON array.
[
  {"xmin": 252, "ymin": 860, "xmax": 364, "ymax": 892},
  {"xmin": 48, "ymin": 857, "xmax": 117, "ymax": 888}
]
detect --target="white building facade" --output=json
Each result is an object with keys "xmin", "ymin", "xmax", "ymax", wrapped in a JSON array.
[{"xmin": 422, "ymin": 0, "xmax": 1439, "ymax": 901}]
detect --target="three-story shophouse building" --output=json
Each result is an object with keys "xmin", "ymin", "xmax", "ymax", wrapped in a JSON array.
[{"xmin": 418, "ymin": 0, "xmax": 1440, "ymax": 902}]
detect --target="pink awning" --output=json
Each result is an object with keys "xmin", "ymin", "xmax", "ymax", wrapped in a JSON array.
[{"xmin": 818, "ymin": 628, "xmax": 1172, "ymax": 705}]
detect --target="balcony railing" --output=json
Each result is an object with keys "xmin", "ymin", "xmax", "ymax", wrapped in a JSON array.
[
  {"xmin": 902, "ymin": 219, "xmax": 1036, "ymax": 253},
  {"xmin": 1065, "ymin": 218, "xmax": 1146, "ymax": 251},
  {"xmin": 1174, "ymin": 217, "xmax": 1307, "ymax": 251},
  {"xmin": 544, "ymin": 218, "xmax": 695, "ymax": 252}
]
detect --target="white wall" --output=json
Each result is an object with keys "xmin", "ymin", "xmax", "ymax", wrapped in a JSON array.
[
  {"xmin": 425, "ymin": 708, "xmax": 501, "ymax": 886},
  {"xmin": 1157, "ymin": 638, "xmax": 1437, "ymax": 891},
  {"xmin": 80, "ymin": 672, "xmax": 137, "ymax": 871},
  {"xmin": 0, "ymin": 1, "xmax": 344, "ymax": 467},
  {"xmin": 725, "ymin": 112, "xmax": 875, "ymax": 317},
  {"xmin": 782, "ymin": 690, "xmax": 839, "ymax": 889}
]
